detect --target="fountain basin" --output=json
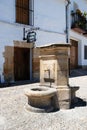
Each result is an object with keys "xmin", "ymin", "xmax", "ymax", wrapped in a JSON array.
[{"xmin": 24, "ymin": 86, "xmax": 56, "ymax": 112}]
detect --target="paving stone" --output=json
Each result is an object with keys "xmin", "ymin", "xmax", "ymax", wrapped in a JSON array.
[{"xmin": 0, "ymin": 73, "xmax": 87, "ymax": 130}]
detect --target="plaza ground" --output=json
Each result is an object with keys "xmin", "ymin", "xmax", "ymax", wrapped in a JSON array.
[{"xmin": 0, "ymin": 69, "xmax": 87, "ymax": 130}]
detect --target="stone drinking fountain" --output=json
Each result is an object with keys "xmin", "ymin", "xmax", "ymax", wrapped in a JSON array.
[{"xmin": 24, "ymin": 43, "xmax": 79, "ymax": 112}]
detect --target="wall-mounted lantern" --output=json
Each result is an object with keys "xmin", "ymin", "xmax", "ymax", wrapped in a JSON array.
[
  {"xmin": 23, "ymin": 28, "xmax": 36, "ymax": 43},
  {"xmin": 27, "ymin": 31, "xmax": 36, "ymax": 43}
]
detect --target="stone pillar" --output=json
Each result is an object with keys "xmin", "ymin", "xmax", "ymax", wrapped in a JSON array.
[{"xmin": 39, "ymin": 43, "xmax": 71, "ymax": 109}]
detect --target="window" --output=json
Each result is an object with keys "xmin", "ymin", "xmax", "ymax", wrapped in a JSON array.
[
  {"xmin": 16, "ymin": 0, "xmax": 34, "ymax": 25},
  {"xmin": 84, "ymin": 46, "xmax": 87, "ymax": 59}
]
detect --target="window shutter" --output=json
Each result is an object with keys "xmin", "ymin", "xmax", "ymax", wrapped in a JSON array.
[{"xmin": 16, "ymin": 0, "xmax": 29, "ymax": 25}]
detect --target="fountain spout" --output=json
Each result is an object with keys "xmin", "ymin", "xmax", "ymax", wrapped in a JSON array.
[{"xmin": 44, "ymin": 69, "xmax": 51, "ymax": 87}]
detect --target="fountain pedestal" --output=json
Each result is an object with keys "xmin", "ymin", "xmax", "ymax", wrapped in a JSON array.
[{"xmin": 39, "ymin": 43, "xmax": 71, "ymax": 109}]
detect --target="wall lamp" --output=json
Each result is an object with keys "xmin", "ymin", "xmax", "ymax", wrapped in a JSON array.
[{"xmin": 23, "ymin": 27, "xmax": 39, "ymax": 43}]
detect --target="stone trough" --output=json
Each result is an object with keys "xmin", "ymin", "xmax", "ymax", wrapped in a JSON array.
[{"xmin": 24, "ymin": 86, "xmax": 56, "ymax": 112}]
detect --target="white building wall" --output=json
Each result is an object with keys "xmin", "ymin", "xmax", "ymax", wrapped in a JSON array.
[
  {"xmin": 70, "ymin": 0, "xmax": 87, "ymax": 12},
  {"xmin": 34, "ymin": 0, "xmax": 66, "ymax": 33},
  {"xmin": 34, "ymin": 0, "xmax": 66, "ymax": 46},
  {"xmin": 0, "ymin": 0, "xmax": 66, "ymax": 82},
  {"xmin": 0, "ymin": 0, "xmax": 15, "ymax": 23},
  {"xmin": 0, "ymin": 0, "xmax": 66, "ymax": 48},
  {"xmin": 36, "ymin": 30, "xmax": 66, "ymax": 46}
]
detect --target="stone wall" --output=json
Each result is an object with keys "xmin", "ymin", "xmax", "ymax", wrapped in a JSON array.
[
  {"xmin": 3, "ymin": 42, "xmax": 70, "ymax": 83},
  {"xmin": 3, "ymin": 46, "xmax": 14, "ymax": 82},
  {"xmin": 3, "ymin": 41, "xmax": 34, "ymax": 83},
  {"xmin": 32, "ymin": 44, "xmax": 70, "ymax": 83},
  {"xmin": 32, "ymin": 48, "xmax": 40, "ymax": 81}
]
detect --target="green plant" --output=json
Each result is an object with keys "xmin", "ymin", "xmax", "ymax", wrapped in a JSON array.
[{"xmin": 75, "ymin": 9, "xmax": 87, "ymax": 30}]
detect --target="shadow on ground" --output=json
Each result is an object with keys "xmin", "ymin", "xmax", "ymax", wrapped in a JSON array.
[
  {"xmin": 70, "ymin": 69, "xmax": 87, "ymax": 78},
  {"xmin": 71, "ymin": 97, "xmax": 87, "ymax": 108},
  {"xmin": 0, "ymin": 80, "xmax": 38, "ymax": 88},
  {"xmin": 0, "ymin": 69, "xmax": 87, "ymax": 87}
]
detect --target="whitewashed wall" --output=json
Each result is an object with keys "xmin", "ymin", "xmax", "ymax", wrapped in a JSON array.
[
  {"xmin": 0, "ymin": 0, "xmax": 66, "ymax": 82},
  {"xmin": 34, "ymin": 0, "xmax": 66, "ymax": 46},
  {"xmin": 34, "ymin": 0, "xmax": 66, "ymax": 33},
  {"xmin": 0, "ymin": 0, "xmax": 15, "ymax": 23},
  {"xmin": 70, "ymin": 0, "xmax": 87, "ymax": 12},
  {"xmin": 36, "ymin": 30, "xmax": 66, "ymax": 46}
]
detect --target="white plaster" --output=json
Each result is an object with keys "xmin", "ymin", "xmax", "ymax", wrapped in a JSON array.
[
  {"xmin": 34, "ymin": 0, "xmax": 66, "ymax": 33},
  {"xmin": 35, "ymin": 30, "xmax": 66, "ymax": 46},
  {"xmin": 70, "ymin": 0, "xmax": 87, "ymax": 12},
  {"xmin": 0, "ymin": 0, "xmax": 15, "ymax": 23}
]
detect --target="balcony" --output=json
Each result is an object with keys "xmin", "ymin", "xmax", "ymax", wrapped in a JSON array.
[{"xmin": 71, "ymin": 9, "xmax": 87, "ymax": 35}]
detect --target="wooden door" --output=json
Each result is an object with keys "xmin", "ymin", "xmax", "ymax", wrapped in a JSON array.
[
  {"xmin": 14, "ymin": 47, "xmax": 30, "ymax": 81},
  {"xmin": 70, "ymin": 40, "xmax": 78, "ymax": 69}
]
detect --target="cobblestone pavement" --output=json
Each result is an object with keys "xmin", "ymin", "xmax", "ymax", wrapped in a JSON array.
[{"xmin": 0, "ymin": 71, "xmax": 87, "ymax": 130}]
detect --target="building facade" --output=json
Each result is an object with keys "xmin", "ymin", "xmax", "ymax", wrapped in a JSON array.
[
  {"xmin": 0, "ymin": 0, "xmax": 87, "ymax": 83},
  {"xmin": 0, "ymin": 0, "xmax": 67, "ymax": 83},
  {"xmin": 70, "ymin": 0, "xmax": 87, "ymax": 69}
]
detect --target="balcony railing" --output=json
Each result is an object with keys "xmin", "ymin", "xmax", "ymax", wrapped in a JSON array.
[{"xmin": 71, "ymin": 10, "xmax": 87, "ymax": 31}]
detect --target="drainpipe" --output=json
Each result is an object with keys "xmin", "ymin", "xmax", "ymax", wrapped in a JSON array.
[
  {"xmin": 30, "ymin": 47, "xmax": 33, "ymax": 81},
  {"xmin": 65, "ymin": 0, "xmax": 71, "ymax": 75},
  {"xmin": 65, "ymin": 0, "xmax": 70, "ymax": 43},
  {"xmin": 0, "ymin": 75, "xmax": 1, "ymax": 83}
]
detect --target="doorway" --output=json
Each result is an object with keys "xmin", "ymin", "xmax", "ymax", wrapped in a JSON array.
[
  {"xmin": 70, "ymin": 39, "xmax": 78, "ymax": 69},
  {"xmin": 14, "ymin": 47, "xmax": 30, "ymax": 81}
]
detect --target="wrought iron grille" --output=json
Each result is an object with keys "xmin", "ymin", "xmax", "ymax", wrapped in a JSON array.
[{"xmin": 71, "ymin": 11, "xmax": 87, "ymax": 31}]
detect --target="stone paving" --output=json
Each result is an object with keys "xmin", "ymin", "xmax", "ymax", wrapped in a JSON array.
[{"xmin": 0, "ymin": 70, "xmax": 87, "ymax": 130}]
